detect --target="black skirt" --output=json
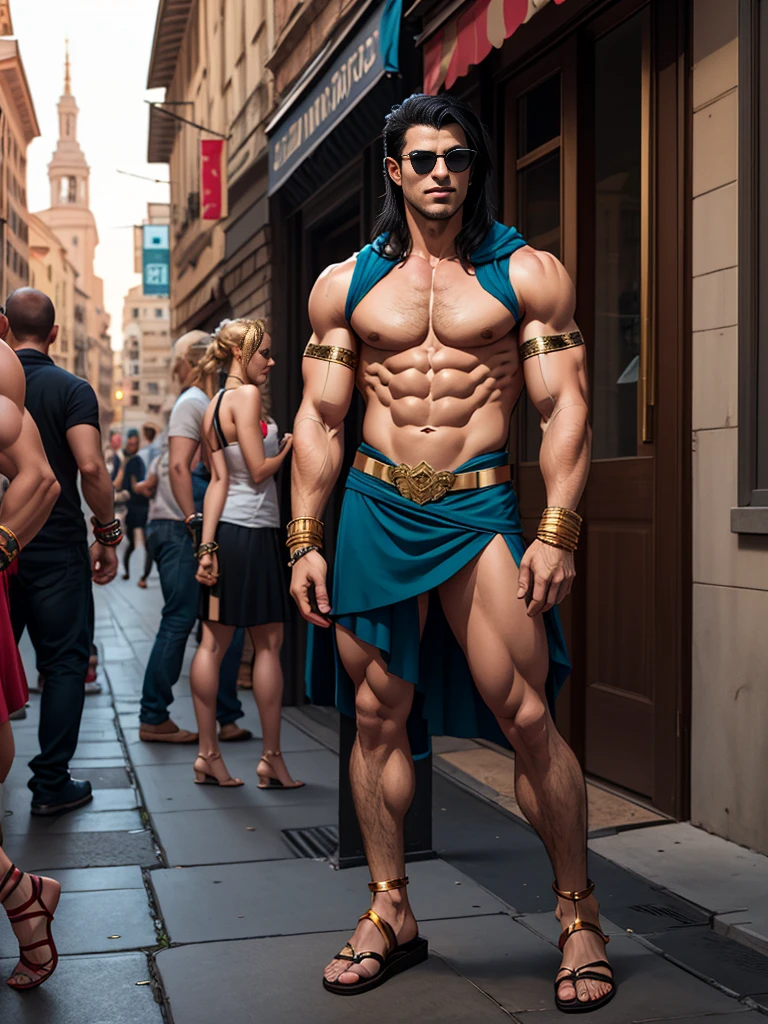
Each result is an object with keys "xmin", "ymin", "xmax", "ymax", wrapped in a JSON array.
[{"xmin": 198, "ymin": 522, "xmax": 290, "ymax": 627}]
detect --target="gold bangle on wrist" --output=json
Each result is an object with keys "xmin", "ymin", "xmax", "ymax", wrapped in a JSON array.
[
  {"xmin": 537, "ymin": 506, "xmax": 582, "ymax": 552},
  {"xmin": 286, "ymin": 517, "xmax": 324, "ymax": 553}
]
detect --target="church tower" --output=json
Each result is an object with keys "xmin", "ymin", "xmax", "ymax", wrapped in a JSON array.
[
  {"xmin": 49, "ymin": 43, "xmax": 89, "ymax": 210},
  {"xmin": 40, "ymin": 43, "xmax": 98, "ymax": 286}
]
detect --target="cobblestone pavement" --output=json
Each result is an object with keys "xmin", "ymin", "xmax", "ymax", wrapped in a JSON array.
[{"xmin": 0, "ymin": 574, "xmax": 767, "ymax": 1023}]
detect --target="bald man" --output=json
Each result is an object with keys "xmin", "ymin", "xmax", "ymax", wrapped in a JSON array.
[{"xmin": 7, "ymin": 288, "xmax": 119, "ymax": 816}]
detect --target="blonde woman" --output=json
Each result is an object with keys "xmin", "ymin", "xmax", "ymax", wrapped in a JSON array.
[{"xmin": 190, "ymin": 319, "xmax": 302, "ymax": 789}]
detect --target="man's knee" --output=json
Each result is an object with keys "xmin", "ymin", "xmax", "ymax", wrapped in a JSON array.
[
  {"xmin": 354, "ymin": 680, "xmax": 406, "ymax": 750},
  {"xmin": 508, "ymin": 692, "xmax": 550, "ymax": 755}
]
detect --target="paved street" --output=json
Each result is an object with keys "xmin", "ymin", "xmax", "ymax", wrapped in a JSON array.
[{"xmin": 0, "ymin": 575, "xmax": 767, "ymax": 1022}]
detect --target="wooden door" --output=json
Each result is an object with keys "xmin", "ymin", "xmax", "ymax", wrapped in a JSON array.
[{"xmin": 505, "ymin": 0, "xmax": 688, "ymax": 810}]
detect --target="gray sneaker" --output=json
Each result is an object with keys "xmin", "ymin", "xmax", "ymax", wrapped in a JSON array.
[
  {"xmin": 9, "ymin": 706, "xmax": 27, "ymax": 720},
  {"xmin": 84, "ymin": 680, "xmax": 103, "ymax": 696}
]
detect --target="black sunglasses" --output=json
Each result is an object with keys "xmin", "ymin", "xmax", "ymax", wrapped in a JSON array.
[{"xmin": 401, "ymin": 148, "xmax": 476, "ymax": 175}]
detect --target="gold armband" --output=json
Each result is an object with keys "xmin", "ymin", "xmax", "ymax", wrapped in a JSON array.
[
  {"xmin": 537, "ymin": 506, "xmax": 582, "ymax": 553},
  {"xmin": 286, "ymin": 516, "xmax": 324, "ymax": 555},
  {"xmin": 0, "ymin": 524, "xmax": 20, "ymax": 569},
  {"xmin": 303, "ymin": 342, "xmax": 357, "ymax": 370},
  {"xmin": 520, "ymin": 331, "xmax": 584, "ymax": 362}
]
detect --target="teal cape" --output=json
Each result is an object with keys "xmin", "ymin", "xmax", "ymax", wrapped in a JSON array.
[
  {"xmin": 306, "ymin": 444, "xmax": 571, "ymax": 758},
  {"xmin": 345, "ymin": 221, "xmax": 528, "ymax": 323}
]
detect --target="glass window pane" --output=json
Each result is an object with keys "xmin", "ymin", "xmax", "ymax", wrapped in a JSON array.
[
  {"xmin": 518, "ymin": 74, "xmax": 560, "ymax": 156},
  {"xmin": 591, "ymin": 10, "xmax": 645, "ymax": 460},
  {"xmin": 518, "ymin": 150, "xmax": 561, "ymax": 462}
]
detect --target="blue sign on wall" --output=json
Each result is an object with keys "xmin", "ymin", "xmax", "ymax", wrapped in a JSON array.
[
  {"xmin": 142, "ymin": 224, "xmax": 170, "ymax": 297},
  {"xmin": 267, "ymin": 2, "xmax": 386, "ymax": 196}
]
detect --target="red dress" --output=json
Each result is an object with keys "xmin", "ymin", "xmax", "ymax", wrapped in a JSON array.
[{"xmin": 0, "ymin": 562, "xmax": 27, "ymax": 723}]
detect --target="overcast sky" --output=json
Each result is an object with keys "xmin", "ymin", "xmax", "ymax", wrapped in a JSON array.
[{"xmin": 13, "ymin": 0, "xmax": 168, "ymax": 350}]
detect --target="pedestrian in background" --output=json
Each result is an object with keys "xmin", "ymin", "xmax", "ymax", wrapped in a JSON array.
[
  {"xmin": 138, "ymin": 422, "xmax": 161, "ymax": 471},
  {"xmin": 193, "ymin": 320, "xmax": 300, "ymax": 789},
  {"xmin": 6, "ymin": 288, "xmax": 120, "ymax": 817},
  {"xmin": 115, "ymin": 430, "xmax": 151, "ymax": 586},
  {"xmin": 139, "ymin": 330, "xmax": 249, "ymax": 745}
]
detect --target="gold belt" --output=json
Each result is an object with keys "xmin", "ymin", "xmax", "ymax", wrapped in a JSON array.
[{"xmin": 352, "ymin": 452, "xmax": 512, "ymax": 505}]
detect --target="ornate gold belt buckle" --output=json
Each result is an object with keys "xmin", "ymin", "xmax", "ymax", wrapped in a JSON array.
[{"xmin": 388, "ymin": 461, "xmax": 456, "ymax": 505}]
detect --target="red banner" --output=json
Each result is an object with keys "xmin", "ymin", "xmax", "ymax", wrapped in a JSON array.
[{"xmin": 200, "ymin": 139, "xmax": 226, "ymax": 220}]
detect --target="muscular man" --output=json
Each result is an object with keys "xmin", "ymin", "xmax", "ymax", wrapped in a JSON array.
[
  {"xmin": 7, "ymin": 288, "xmax": 119, "ymax": 816},
  {"xmin": 290, "ymin": 95, "xmax": 614, "ymax": 1012},
  {"xmin": 0, "ymin": 316, "xmax": 64, "ymax": 991}
]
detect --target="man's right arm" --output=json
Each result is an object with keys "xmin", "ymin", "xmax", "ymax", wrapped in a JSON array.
[
  {"xmin": 290, "ymin": 260, "xmax": 358, "ymax": 625},
  {"xmin": 168, "ymin": 436, "xmax": 199, "ymax": 520},
  {"xmin": 67, "ymin": 423, "xmax": 116, "ymax": 524}
]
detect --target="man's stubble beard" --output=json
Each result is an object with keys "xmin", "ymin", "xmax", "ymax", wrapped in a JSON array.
[{"xmin": 405, "ymin": 193, "xmax": 466, "ymax": 222}]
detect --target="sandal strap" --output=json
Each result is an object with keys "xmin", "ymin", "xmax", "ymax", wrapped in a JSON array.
[
  {"xmin": 558, "ymin": 919, "xmax": 610, "ymax": 953},
  {"xmin": 18, "ymin": 951, "xmax": 54, "ymax": 972},
  {"xmin": 552, "ymin": 878, "xmax": 595, "ymax": 902},
  {"xmin": 358, "ymin": 908, "xmax": 395, "ymax": 955},
  {"xmin": 572, "ymin": 970, "xmax": 615, "ymax": 985},
  {"xmin": 368, "ymin": 876, "xmax": 409, "ymax": 894},
  {"xmin": 354, "ymin": 951, "xmax": 385, "ymax": 967},
  {"xmin": 0, "ymin": 865, "xmax": 23, "ymax": 905},
  {"xmin": 574, "ymin": 959, "xmax": 613, "ymax": 973}
]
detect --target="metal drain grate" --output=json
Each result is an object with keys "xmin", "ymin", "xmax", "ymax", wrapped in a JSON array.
[
  {"xmin": 283, "ymin": 825, "xmax": 339, "ymax": 860},
  {"xmin": 627, "ymin": 903, "xmax": 701, "ymax": 925}
]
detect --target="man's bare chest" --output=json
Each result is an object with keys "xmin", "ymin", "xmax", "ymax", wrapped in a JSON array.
[{"xmin": 350, "ymin": 258, "xmax": 516, "ymax": 352}]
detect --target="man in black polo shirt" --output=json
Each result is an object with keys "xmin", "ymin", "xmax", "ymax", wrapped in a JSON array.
[{"xmin": 8, "ymin": 288, "xmax": 119, "ymax": 816}]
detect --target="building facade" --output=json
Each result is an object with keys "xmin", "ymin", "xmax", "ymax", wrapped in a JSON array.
[
  {"xmin": 146, "ymin": 0, "xmax": 275, "ymax": 337},
  {"xmin": 119, "ymin": 285, "xmax": 171, "ymax": 432},
  {"xmin": 0, "ymin": 2, "xmax": 39, "ymax": 299},
  {"xmin": 28, "ymin": 213, "xmax": 78, "ymax": 375},
  {"xmin": 34, "ymin": 50, "xmax": 113, "ymax": 432}
]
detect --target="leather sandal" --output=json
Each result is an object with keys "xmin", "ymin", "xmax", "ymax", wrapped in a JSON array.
[
  {"xmin": 1, "ymin": 864, "xmax": 61, "ymax": 990},
  {"xmin": 256, "ymin": 750, "xmax": 304, "ymax": 789},
  {"xmin": 553, "ymin": 879, "xmax": 616, "ymax": 1013},
  {"xmin": 323, "ymin": 876, "xmax": 428, "ymax": 996}
]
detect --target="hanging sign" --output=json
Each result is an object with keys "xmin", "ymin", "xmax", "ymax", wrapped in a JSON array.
[
  {"xmin": 201, "ymin": 139, "xmax": 227, "ymax": 220},
  {"xmin": 142, "ymin": 224, "xmax": 170, "ymax": 297}
]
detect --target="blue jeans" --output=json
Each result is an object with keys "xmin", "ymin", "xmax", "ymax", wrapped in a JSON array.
[{"xmin": 140, "ymin": 520, "xmax": 245, "ymax": 726}]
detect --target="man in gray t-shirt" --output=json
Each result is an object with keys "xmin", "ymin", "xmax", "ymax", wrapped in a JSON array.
[{"xmin": 138, "ymin": 338, "xmax": 247, "ymax": 743}]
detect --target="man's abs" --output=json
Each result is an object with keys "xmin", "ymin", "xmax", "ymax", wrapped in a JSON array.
[{"xmin": 350, "ymin": 256, "xmax": 523, "ymax": 470}]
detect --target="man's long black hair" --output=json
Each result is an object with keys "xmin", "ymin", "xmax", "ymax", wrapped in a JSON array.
[{"xmin": 373, "ymin": 93, "xmax": 496, "ymax": 270}]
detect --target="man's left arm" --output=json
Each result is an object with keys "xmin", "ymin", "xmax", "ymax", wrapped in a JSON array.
[
  {"xmin": 514, "ymin": 251, "xmax": 591, "ymax": 617},
  {"xmin": 0, "ymin": 411, "xmax": 60, "ymax": 551}
]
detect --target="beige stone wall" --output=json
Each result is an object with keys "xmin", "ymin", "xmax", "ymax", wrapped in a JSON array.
[{"xmin": 691, "ymin": 0, "xmax": 768, "ymax": 852}]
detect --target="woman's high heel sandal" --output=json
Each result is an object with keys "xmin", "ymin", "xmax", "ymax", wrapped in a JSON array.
[
  {"xmin": 256, "ymin": 750, "xmax": 304, "ymax": 790},
  {"xmin": 553, "ymin": 879, "xmax": 616, "ymax": 1013},
  {"xmin": 193, "ymin": 753, "xmax": 243, "ymax": 787},
  {"xmin": 1, "ymin": 864, "xmax": 61, "ymax": 990},
  {"xmin": 323, "ymin": 876, "xmax": 428, "ymax": 996}
]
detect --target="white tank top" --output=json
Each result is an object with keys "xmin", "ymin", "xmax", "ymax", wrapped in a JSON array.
[{"xmin": 215, "ymin": 396, "xmax": 281, "ymax": 529}]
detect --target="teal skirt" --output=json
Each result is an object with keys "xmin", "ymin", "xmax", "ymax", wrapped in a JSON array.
[{"xmin": 306, "ymin": 443, "xmax": 571, "ymax": 757}]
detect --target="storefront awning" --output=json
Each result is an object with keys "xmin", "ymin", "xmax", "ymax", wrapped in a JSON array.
[
  {"xmin": 267, "ymin": 0, "xmax": 398, "ymax": 197},
  {"xmin": 422, "ymin": 0, "xmax": 569, "ymax": 95}
]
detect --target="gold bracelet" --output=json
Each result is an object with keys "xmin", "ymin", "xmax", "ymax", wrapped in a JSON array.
[
  {"xmin": 537, "ymin": 506, "xmax": 582, "ymax": 552},
  {"xmin": 304, "ymin": 343, "xmax": 358, "ymax": 370},
  {"xmin": 0, "ymin": 524, "xmax": 20, "ymax": 549},
  {"xmin": 286, "ymin": 517, "xmax": 324, "ymax": 552}
]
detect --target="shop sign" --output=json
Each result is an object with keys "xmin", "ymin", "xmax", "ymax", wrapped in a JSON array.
[
  {"xmin": 268, "ymin": 2, "xmax": 385, "ymax": 196},
  {"xmin": 142, "ymin": 224, "xmax": 170, "ymax": 297},
  {"xmin": 201, "ymin": 139, "xmax": 227, "ymax": 220}
]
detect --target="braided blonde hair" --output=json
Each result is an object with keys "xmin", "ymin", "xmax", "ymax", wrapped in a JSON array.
[{"xmin": 194, "ymin": 318, "xmax": 266, "ymax": 398}]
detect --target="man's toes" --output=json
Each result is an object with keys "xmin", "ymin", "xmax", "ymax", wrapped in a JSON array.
[
  {"xmin": 558, "ymin": 980, "xmax": 576, "ymax": 1002},
  {"xmin": 338, "ymin": 969, "xmax": 362, "ymax": 986}
]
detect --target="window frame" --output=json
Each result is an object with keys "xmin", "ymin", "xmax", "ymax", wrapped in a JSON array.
[{"xmin": 734, "ymin": 0, "xmax": 768, "ymax": 531}]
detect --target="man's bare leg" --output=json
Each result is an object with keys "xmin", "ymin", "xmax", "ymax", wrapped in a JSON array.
[
  {"xmin": 323, "ymin": 606, "xmax": 427, "ymax": 987},
  {"xmin": 440, "ymin": 535, "xmax": 612, "ymax": 1007}
]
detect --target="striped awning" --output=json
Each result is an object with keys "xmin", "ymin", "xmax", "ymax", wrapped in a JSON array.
[{"xmin": 423, "ymin": 0, "xmax": 569, "ymax": 94}]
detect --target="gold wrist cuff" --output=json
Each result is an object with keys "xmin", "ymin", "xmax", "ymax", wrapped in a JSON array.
[
  {"xmin": 287, "ymin": 517, "xmax": 324, "ymax": 553},
  {"xmin": 520, "ymin": 331, "xmax": 584, "ymax": 361},
  {"xmin": 304, "ymin": 342, "xmax": 358, "ymax": 370},
  {"xmin": 537, "ymin": 506, "xmax": 582, "ymax": 553}
]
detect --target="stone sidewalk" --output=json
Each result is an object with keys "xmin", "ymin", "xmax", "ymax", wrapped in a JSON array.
[{"xmin": 0, "ymin": 574, "xmax": 767, "ymax": 1022}]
